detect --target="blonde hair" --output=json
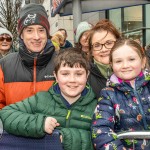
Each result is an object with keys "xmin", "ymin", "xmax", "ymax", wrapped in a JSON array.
[{"xmin": 51, "ymin": 31, "xmax": 65, "ymax": 51}]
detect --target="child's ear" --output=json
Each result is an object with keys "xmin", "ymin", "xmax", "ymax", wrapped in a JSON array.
[
  {"xmin": 87, "ymin": 70, "xmax": 90, "ymax": 78},
  {"xmin": 53, "ymin": 71, "xmax": 58, "ymax": 82}
]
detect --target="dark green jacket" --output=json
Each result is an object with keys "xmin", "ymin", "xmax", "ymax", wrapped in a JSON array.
[{"xmin": 0, "ymin": 83, "xmax": 97, "ymax": 150}]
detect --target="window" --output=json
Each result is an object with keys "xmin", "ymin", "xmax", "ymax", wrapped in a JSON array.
[{"xmin": 123, "ymin": 6, "xmax": 143, "ymax": 43}]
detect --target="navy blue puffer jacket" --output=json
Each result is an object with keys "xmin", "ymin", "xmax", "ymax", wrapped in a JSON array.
[{"xmin": 92, "ymin": 70, "xmax": 150, "ymax": 150}]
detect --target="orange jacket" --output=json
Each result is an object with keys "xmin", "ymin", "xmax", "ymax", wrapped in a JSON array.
[{"xmin": 0, "ymin": 41, "xmax": 55, "ymax": 109}]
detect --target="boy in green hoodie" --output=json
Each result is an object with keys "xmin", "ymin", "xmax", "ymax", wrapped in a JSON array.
[{"xmin": 0, "ymin": 48, "xmax": 97, "ymax": 150}]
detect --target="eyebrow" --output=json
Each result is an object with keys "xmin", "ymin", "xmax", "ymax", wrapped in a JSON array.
[
  {"xmin": 59, "ymin": 68, "xmax": 85, "ymax": 72},
  {"xmin": 95, "ymin": 39, "xmax": 115, "ymax": 43}
]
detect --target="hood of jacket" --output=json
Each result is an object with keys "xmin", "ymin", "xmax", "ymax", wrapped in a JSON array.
[
  {"xmin": 107, "ymin": 70, "xmax": 150, "ymax": 92},
  {"xmin": 49, "ymin": 82, "xmax": 96, "ymax": 107}
]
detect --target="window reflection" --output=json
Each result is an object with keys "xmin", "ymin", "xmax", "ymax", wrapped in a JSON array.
[{"xmin": 123, "ymin": 6, "xmax": 143, "ymax": 44}]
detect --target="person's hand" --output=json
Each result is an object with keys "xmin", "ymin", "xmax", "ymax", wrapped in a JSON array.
[
  {"xmin": 60, "ymin": 135, "xmax": 63, "ymax": 143},
  {"xmin": 44, "ymin": 117, "xmax": 60, "ymax": 134}
]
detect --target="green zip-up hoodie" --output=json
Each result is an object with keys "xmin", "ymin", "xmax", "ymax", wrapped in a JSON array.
[{"xmin": 0, "ymin": 83, "xmax": 97, "ymax": 150}]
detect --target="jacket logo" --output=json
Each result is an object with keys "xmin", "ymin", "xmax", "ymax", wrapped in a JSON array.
[
  {"xmin": 44, "ymin": 75, "xmax": 54, "ymax": 79},
  {"xmin": 81, "ymin": 115, "xmax": 92, "ymax": 120}
]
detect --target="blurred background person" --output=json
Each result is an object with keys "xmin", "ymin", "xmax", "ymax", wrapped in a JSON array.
[
  {"xmin": 75, "ymin": 21, "xmax": 92, "ymax": 60},
  {"xmin": 51, "ymin": 31, "xmax": 65, "ymax": 51},
  {"xmin": 58, "ymin": 28, "xmax": 73, "ymax": 48},
  {"xmin": 0, "ymin": 27, "xmax": 13, "ymax": 59},
  {"xmin": 88, "ymin": 19, "xmax": 121, "ymax": 98}
]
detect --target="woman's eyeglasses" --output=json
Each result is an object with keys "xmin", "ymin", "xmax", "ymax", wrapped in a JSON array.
[
  {"xmin": 92, "ymin": 40, "xmax": 116, "ymax": 51},
  {"xmin": 0, "ymin": 37, "xmax": 12, "ymax": 42}
]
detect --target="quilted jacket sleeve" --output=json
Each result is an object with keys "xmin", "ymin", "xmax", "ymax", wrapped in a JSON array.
[
  {"xmin": 91, "ymin": 88, "xmax": 124, "ymax": 150},
  {"xmin": 0, "ymin": 94, "xmax": 46, "ymax": 138},
  {"xmin": 60, "ymin": 128, "xmax": 94, "ymax": 150}
]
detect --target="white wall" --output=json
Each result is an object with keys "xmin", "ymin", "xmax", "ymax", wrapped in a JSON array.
[
  {"xmin": 42, "ymin": 0, "xmax": 149, "ymax": 46},
  {"xmin": 43, "ymin": 0, "xmax": 74, "ymax": 45},
  {"xmin": 42, "ymin": 0, "xmax": 105, "ymax": 45}
]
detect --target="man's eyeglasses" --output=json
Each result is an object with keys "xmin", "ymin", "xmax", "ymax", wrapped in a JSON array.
[
  {"xmin": 0, "ymin": 37, "xmax": 12, "ymax": 42},
  {"xmin": 92, "ymin": 40, "xmax": 116, "ymax": 51}
]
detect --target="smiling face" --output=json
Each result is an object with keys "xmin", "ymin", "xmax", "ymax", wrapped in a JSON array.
[
  {"xmin": 112, "ymin": 45, "xmax": 146, "ymax": 82},
  {"xmin": 21, "ymin": 25, "xmax": 47, "ymax": 53},
  {"xmin": 91, "ymin": 30, "xmax": 116, "ymax": 65},
  {"xmin": 54, "ymin": 63, "xmax": 88, "ymax": 103},
  {"xmin": 0, "ymin": 34, "xmax": 12, "ymax": 53}
]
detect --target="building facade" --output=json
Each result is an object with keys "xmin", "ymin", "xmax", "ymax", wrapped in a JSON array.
[{"xmin": 42, "ymin": 1, "xmax": 150, "ymax": 47}]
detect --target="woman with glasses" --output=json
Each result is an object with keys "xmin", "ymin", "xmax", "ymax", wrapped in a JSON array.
[
  {"xmin": 0, "ymin": 27, "xmax": 13, "ymax": 59},
  {"xmin": 88, "ymin": 19, "xmax": 121, "ymax": 98}
]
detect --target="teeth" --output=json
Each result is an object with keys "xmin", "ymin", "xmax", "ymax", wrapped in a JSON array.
[{"xmin": 68, "ymin": 86, "xmax": 77, "ymax": 89}]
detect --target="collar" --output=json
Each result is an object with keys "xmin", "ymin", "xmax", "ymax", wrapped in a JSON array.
[
  {"xmin": 94, "ymin": 58, "xmax": 112, "ymax": 78},
  {"xmin": 117, "ymin": 71, "xmax": 143, "ymax": 83},
  {"xmin": 53, "ymin": 82, "xmax": 89, "ymax": 108}
]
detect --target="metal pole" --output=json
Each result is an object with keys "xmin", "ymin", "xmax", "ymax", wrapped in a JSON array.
[{"xmin": 72, "ymin": 0, "xmax": 82, "ymax": 30}]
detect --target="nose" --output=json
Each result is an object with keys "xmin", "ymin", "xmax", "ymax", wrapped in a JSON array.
[
  {"xmin": 100, "ymin": 44, "xmax": 108, "ymax": 52},
  {"xmin": 69, "ymin": 74, "xmax": 76, "ymax": 82},
  {"xmin": 122, "ymin": 61, "xmax": 129, "ymax": 68},
  {"xmin": 33, "ymin": 31, "xmax": 40, "ymax": 40}
]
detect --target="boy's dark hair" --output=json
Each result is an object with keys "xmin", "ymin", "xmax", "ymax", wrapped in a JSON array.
[{"xmin": 54, "ymin": 48, "xmax": 90, "ymax": 74}]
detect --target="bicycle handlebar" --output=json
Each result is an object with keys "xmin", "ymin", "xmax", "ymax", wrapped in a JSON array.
[{"xmin": 117, "ymin": 131, "xmax": 150, "ymax": 139}]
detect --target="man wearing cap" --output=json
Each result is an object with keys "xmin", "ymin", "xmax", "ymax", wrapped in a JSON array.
[
  {"xmin": 0, "ymin": 27, "xmax": 13, "ymax": 59},
  {"xmin": 0, "ymin": 3, "xmax": 56, "ymax": 109}
]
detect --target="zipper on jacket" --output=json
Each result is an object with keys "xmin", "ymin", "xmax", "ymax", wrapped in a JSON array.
[
  {"xmin": 133, "ymin": 89, "xmax": 148, "ymax": 130},
  {"xmin": 33, "ymin": 57, "xmax": 37, "ymax": 93},
  {"xmin": 66, "ymin": 110, "xmax": 71, "ymax": 127},
  {"xmin": 66, "ymin": 110, "xmax": 71, "ymax": 119}
]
